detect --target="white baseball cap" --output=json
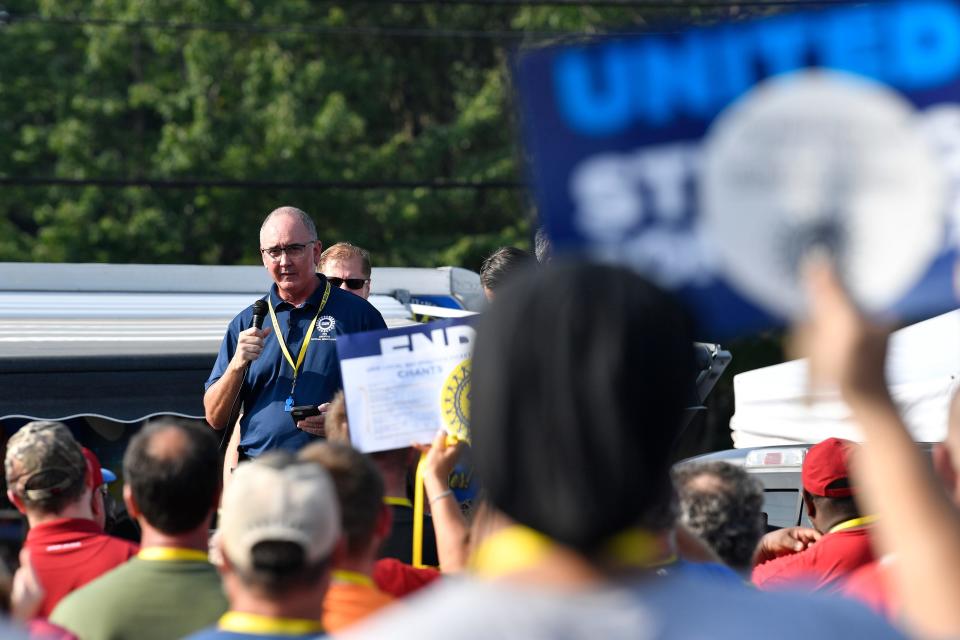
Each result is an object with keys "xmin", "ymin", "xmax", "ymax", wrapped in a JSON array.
[{"xmin": 219, "ymin": 453, "xmax": 340, "ymax": 573}]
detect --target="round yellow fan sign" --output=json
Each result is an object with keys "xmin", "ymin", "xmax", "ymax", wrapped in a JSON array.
[{"xmin": 441, "ymin": 358, "xmax": 471, "ymax": 444}]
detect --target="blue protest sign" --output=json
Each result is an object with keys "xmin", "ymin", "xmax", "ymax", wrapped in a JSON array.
[{"xmin": 517, "ymin": 1, "xmax": 960, "ymax": 339}]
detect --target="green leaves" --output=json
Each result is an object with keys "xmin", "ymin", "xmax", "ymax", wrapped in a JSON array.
[{"xmin": 5, "ymin": 1, "xmax": 712, "ymax": 270}]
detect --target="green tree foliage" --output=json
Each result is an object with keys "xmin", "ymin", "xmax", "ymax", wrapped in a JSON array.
[
  {"xmin": 0, "ymin": 0, "xmax": 778, "ymax": 271},
  {"xmin": 1, "ymin": 1, "xmax": 511, "ymax": 267}
]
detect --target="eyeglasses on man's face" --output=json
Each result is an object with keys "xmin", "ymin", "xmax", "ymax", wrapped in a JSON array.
[
  {"xmin": 327, "ymin": 277, "xmax": 370, "ymax": 290},
  {"xmin": 260, "ymin": 241, "xmax": 316, "ymax": 262}
]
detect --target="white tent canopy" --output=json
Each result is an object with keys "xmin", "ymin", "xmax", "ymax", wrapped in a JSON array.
[{"xmin": 730, "ymin": 309, "xmax": 960, "ymax": 447}]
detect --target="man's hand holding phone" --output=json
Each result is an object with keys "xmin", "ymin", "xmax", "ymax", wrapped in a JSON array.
[{"xmin": 292, "ymin": 403, "xmax": 330, "ymax": 437}]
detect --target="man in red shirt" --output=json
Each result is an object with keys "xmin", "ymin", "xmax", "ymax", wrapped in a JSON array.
[
  {"xmin": 752, "ymin": 437, "xmax": 874, "ymax": 592},
  {"xmin": 4, "ymin": 421, "xmax": 138, "ymax": 617}
]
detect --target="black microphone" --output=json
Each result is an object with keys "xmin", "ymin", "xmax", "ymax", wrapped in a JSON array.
[
  {"xmin": 251, "ymin": 299, "xmax": 267, "ymax": 331},
  {"xmin": 219, "ymin": 298, "xmax": 268, "ymax": 454}
]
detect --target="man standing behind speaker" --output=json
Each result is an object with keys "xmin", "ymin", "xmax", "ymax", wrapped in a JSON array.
[
  {"xmin": 204, "ymin": 207, "xmax": 386, "ymax": 458},
  {"xmin": 320, "ymin": 242, "xmax": 373, "ymax": 300}
]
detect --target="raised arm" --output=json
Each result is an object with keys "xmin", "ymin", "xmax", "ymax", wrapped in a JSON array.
[
  {"xmin": 204, "ymin": 326, "xmax": 272, "ymax": 429},
  {"xmin": 804, "ymin": 261, "xmax": 960, "ymax": 638},
  {"xmin": 416, "ymin": 430, "xmax": 470, "ymax": 573}
]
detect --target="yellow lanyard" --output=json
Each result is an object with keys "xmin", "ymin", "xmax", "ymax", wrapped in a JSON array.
[
  {"xmin": 413, "ymin": 451, "xmax": 427, "ymax": 567},
  {"xmin": 332, "ymin": 569, "xmax": 376, "ymax": 588},
  {"xmin": 470, "ymin": 525, "xmax": 552, "ymax": 576},
  {"xmin": 604, "ymin": 528, "xmax": 677, "ymax": 568},
  {"xmin": 410, "ymin": 431, "xmax": 467, "ymax": 568},
  {"xmin": 138, "ymin": 547, "xmax": 208, "ymax": 563},
  {"xmin": 267, "ymin": 282, "xmax": 331, "ymax": 387},
  {"xmin": 470, "ymin": 525, "xmax": 673, "ymax": 578},
  {"xmin": 218, "ymin": 612, "xmax": 323, "ymax": 636},
  {"xmin": 828, "ymin": 515, "xmax": 878, "ymax": 534},
  {"xmin": 383, "ymin": 496, "xmax": 413, "ymax": 508}
]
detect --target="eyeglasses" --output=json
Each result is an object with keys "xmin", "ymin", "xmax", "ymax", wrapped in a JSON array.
[
  {"xmin": 327, "ymin": 276, "xmax": 370, "ymax": 290},
  {"xmin": 260, "ymin": 241, "xmax": 316, "ymax": 262}
]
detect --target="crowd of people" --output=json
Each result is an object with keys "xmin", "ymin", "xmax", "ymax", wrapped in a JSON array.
[{"xmin": 2, "ymin": 205, "xmax": 960, "ymax": 639}]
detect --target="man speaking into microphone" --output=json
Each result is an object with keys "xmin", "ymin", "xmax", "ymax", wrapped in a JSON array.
[{"xmin": 204, "ymin": 206, "xmax": 386, "ymax": 458}]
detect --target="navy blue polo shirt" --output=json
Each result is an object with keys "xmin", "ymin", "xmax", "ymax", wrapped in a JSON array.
[{"xmin": 206, "ymin": 275, "xmax": 386, "ymax": 457}]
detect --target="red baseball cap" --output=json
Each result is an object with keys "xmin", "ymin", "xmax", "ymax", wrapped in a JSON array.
[
  {"xmin": 802, "ymin": 437, "xmax": 857, "ymax": 498},
  {"xmin": 81, "ymin": 448, "xmax": 105, "ymax": 489}
]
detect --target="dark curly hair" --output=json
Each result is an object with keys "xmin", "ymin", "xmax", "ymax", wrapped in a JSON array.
[{"xmin": 673, "ymin": 461, "xmax": 765, "ymax": 573}]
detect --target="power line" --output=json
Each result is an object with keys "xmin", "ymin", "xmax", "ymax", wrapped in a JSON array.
[
  {"xmin": 3, "ymin": 13, "xmax": 696, "ymax": 40},
  {"xmin": 313, "ymin": 0, "xmax": 875, "ymax": 4},
  {"xmin": 0, "ymin": 176, "xmax": 527, "ymax": 191},
  {"xmin": 3, "ymin": 13, "xmax": 635, "ymax": 39},
  {"xmin": 0, "ymin": 14, "xmax": 720, "ymax": 41},
  {"xmin": 2, "ymin": 0, "xmax": 873, "ymax": 40}
]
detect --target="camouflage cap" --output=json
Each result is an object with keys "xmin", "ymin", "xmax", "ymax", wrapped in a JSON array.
[{"xmin": 5, "ymin": 421, "xmax": 87, "ymax": 501}]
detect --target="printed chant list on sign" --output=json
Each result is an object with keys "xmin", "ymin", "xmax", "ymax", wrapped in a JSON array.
[
  {"xmin": 356, "ymin": 365, "xmax": 441, "ymax": 450},
  {"xmin": 338, "ymin": 320, "xmax": 476, "ymax": 453}
]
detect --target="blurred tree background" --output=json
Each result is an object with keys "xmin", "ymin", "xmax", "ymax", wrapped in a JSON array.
[
  {"xmin": 0, "ymin": 0, "xmax": 794, "ymax": 452},
  {"xmin": 1, "ymin": 0, "xmax": 787, "ymax": 269}
]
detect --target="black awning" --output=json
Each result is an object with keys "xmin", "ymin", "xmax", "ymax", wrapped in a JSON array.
[{"xmin": 0, "ymin": 354, "xmax": 214, "ymax": 422}]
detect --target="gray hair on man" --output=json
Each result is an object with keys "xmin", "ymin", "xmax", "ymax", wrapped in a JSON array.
[{"xmin": 673, "ymin": 460, "xmax": 765, "ymax": 574}]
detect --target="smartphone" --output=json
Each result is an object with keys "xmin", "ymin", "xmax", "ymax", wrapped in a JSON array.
[{"xmin": 290, "ymin": 405, "xmax": 321, "ymax": 421}]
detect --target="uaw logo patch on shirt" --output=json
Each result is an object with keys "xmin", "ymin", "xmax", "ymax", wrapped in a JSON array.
[{"xmin": 314, "ymin": 315, "xmax": 337, "ymax": 341}]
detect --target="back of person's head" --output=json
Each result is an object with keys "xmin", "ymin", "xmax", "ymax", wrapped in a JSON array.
[
  {"xmin": 369, "ymin": 449, "xmax": 413, "ymax": 486},
  {"xmin": 673, "ymin": 461, "xmax": 765, "ymax": 573},
  {"xmin": 5, "ymin": 421, "xmax": 87, "ymax": 515},
  {"xmin": 123, "ymin": 419, "xmax": 220, "ymax": 534},
  {"xmin": 319, "ymin": 242, "xmax": 372, "ymax": 277},
  {"xmin": 220, "ymin": 452, "xmax": 340, "ymax": 596},
  {"xmin": 298, "ymin": 443, "xmax": 385, "ymax": 557},
  {"xmin": 480, "ymin": 247, "xmax": 535, "ymax": 296},
  {"xmin": 472, "ymin": 261, "xmax": 695, "ymax": 554},
  {"xmin": 321, "ymin": 393, "xmax": 412, "ymax": 498},
  {"xmin": 802, "ymin": 437, "xmax": 860, "ymax": 524}
]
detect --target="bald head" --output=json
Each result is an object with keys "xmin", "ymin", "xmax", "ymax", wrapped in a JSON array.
[
  {"xmin": 260, "ymin": 206, "xmax": 317, "ymax": 240},
  {"xmin": 123, "ymin": 420, "xmax": 220, "ymax": 534},
  {"xmin": 144, "ymin": 423, "xmax": 191, "ymax": 460},
  {"xmin": 684, "ymin": 472, "xmax": 729, "ymax": 494},
  {"xmin": 258, "ymin": 207, "xmax": 323, "ymax": 304}
]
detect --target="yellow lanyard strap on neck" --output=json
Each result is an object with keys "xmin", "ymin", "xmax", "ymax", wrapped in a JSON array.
[
  {"xmin": 332, "ymin": 569, "xmax": 376, "ymax": 588},
  {"xmin": 383, "ymin": 496, "xmax": 413, "ymax": 508},
  {"xmin": 828, "ymin": 514, "xmax": 878, "ymax": 534},
  {"xmin": 603, "ymin": 528, "xmax": 676, "ymax": 568},
  {"xmin": 470, "ymin": 526, "xmax": 552, "ymax": 577},
  {"xmin": 267, "ymin": 283, "xmax": 331, "ymax": 378},
  {"xmin": 138, "ymin": 547, "xmax": 209, "ymax": 563},
  {"xmin": 470, "ymin": 525, "xmax": 673, "ymax": 578},
  {"xmin": 218, "ymin": 612, "xmax": 324, "ymax": 636}
]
